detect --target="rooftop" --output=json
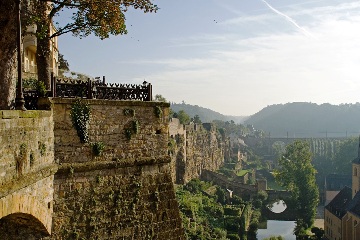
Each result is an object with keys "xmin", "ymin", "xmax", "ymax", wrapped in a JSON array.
[{"xmin": 325, "ymin": 186, "xmax": 352, "ymax": 219}]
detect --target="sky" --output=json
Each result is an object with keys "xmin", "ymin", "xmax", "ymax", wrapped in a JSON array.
[{"xmin": 58, "ymin": 0, "xmax": 360, "ymax": 116}]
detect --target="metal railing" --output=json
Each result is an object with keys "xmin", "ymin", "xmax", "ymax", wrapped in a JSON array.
[{"xmin": 23, "ymin": 73, "xmax": 153, "ymax": 110}]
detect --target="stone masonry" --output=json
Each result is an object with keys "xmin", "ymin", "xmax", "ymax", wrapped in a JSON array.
[
  {"xmin": 0, "ymin": 99, "xmax": 185, "ymax": 239},
  {"xmin": 169, "ymin": 118, "xmax": 229, "ymax": 184},
  {"xmin": 0, "ymin": 110, "xmax": 57, "ymax": 239},
  {"xmin": 49, "ymin": 98, "xmax": 184, "ymax": 239}
]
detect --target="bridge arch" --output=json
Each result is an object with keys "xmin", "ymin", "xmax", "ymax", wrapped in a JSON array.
[
  {"xmin": 0, "ymin": 194, "xmax": 52, "ymax": 236},
  {"xmin": 263, "ymin": 192, "xmax": 297, "ymax": 221}
]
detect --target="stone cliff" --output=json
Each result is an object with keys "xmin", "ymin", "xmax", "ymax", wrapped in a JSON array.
[{"xmin": 169, "ymin": 118, "xmax": 230, "ymax": 184}]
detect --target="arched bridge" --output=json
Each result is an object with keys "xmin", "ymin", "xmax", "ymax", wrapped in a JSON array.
[
  {"xmin": 0, "ymin": 194, "xmax": 52, "ymax": 235},
  {"xmin": 263, "ymin": 191, "xmax": 297, "ymax": 221}
]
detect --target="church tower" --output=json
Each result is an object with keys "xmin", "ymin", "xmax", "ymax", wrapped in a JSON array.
[{"xmin": 352, "ymin": 136, "xmax": 360, "ymax": 198}]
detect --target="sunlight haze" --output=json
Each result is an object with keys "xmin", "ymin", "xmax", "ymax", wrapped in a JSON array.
[{"xmin": 57, "ymin": 0, "xmax": 360, "ymax": 116}]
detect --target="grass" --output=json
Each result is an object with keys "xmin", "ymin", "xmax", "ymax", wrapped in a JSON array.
[
  {"xmin": 266, "ymin": 179, "xmax": 285, "ymax": 190},
  {"xmin": 237, "ymin": 170, "xmax": 251, "ymax": 177}
]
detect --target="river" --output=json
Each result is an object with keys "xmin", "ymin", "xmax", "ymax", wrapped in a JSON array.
[
  {"xmin": 257, "ymin": 220, "xmax": 296, "ymax": 239},
  {"xmin": 256, "ymin": 200, "xmax": 296, "ymax": 239}
]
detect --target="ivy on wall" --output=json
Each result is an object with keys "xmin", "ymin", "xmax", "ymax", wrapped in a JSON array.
[
  {"xmin": 154, "ymin": 106, "xmax": 162, "ymax": 118},
  {"xmin": 123, "ymin": 108, "xmax": 140, "ymax": 140},
  {"xmin": 92, "ymin": 142, "xmax": 105, "ymax": 156},
  {"xmin": 70, "ymin": 99, "xmax": 91, "ymax": 143}
]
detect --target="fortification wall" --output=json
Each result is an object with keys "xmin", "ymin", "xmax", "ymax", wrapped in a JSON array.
[
  {"xmin": 53, "ymin": 98, "xmax": 169, "ymax": 163},
  {"xmin": 169, "ymin": 119, "xmax": 228, "ymax": 184},
  {"xmin": 49, "ymin": 98, "xmax": 184, "ymax": 239},
  {"xmin": 0, "ymin": 110, "xmax": 54, "ymax": 186},
  {"xmin": 0, "ymin": 110, "xmax": 56, "ymax": 238}
]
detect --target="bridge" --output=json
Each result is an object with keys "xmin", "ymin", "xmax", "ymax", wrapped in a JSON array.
[
  {"xmin": 201, "ymin": 169, "xmax": 297, "ymax": 220},
  {"xmin": 0, "ymin": 110, "xmax": 57, "ymax": 239},
  {"xmin": 263, "ymin": 190, "xmax": 297, "ymax": 221},
  {"xmin": 243, "ymin": 136, "xmax": 349, "ymax": 157}
]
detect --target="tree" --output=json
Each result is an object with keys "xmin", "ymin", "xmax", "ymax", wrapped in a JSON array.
[
  {"xmin": 58, "ymin": 53, "xmax": 69, "ymax": 76},
  {"xmin": 0, "ymin": 1, "xmax": 18, "ymax": 109},
  {"xmin": 275, "ymin": 140, "xmax": 319, "ymax": 233},
  {"xmin": 177, "ymin": 110, "xmax": 190, "ymax": 125},
  {"xmin": 154, "ymin": 94, "xmax": 167, "ymax": 102},
  {"xmin": 33, "ymin": 0, "xmax": 158, "ymax": 87},
  {"xmin": 193, "ymin": 114, "xmax": 201, "ymax": 124},
  {"xmin": 333, "ymin": 137, "xmax": 358, "ymax": 175},
  {"xmin": 0, "ymin": 0, "xmax": 158, "ymax": 109}
]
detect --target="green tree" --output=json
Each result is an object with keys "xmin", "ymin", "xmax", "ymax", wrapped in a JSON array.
[
  {"xmin": 193, "ymin": 114, "xmax": 202, "ymax": 124},
  {"xmin": 154, "ymin": 94, "xmax": 168, "ymax": 102},
  {"xmin": 177, "ymin": 110, "xmax": 190, "ymax": 125},
  {"xmin": 333, "ymin": 137, "xmax": 358, "ymax": 175},
  {"xmin": 275, "ymin": 140, "xmax": 319, "ymax": 233},
  {"xmin": 58, "ymin": 53, "xmax": 70, "ymax": 76},
  {"xmin": 263, "ymin": 236, "xmax": 284, "ymax": 240},
  {"xmin": 33, "ymin": 0, "xmax": 158, "ymax": 87},
  {"xmin": 311, "ymin": 227, "xmax": 324, "ymax": 239},
  {"xmin": 0, "ymin": 0, "xmax": 158, "ymax": 108}
]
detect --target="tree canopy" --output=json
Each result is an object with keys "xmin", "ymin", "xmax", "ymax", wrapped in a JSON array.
[
  {"xmin": 275, "ymin": 140, "xmax": 319, "ymax": 233},
  {"xmin": 176, "ymin": 110, "xmax": 190, "ymax": 125},
  {"xmin": 0, "ymin": 0, "xmax": 158, "ymax": 109},
  {"xmin": 26, "ymin": 0, "xmax": 158, "ymax": 40}
]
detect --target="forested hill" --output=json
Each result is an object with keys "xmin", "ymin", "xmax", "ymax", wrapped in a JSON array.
[
  {"xmin": 170, "ymin": 103, "xmax": 247, "ymax": 123},
  {"xmin": 244, "ymin": 102, "xmax": 360, "ymax": 138}
]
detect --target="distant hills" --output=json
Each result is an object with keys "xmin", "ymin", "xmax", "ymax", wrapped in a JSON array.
[
  {"xmin": 170, "ymin": 102, "xmax": 360, "ymax": 138},
  {"xmin": 244, "ymin": 102, "xmax": 360, "ymax": 138},
  {"xmin": 170, "ymin": 103, "xmax": 248, "ymax": 123}
]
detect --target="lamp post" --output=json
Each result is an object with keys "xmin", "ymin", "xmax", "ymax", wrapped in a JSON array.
[{"xmin": 15, "ymin": 0, "xmax": 26, "ymax": 111}]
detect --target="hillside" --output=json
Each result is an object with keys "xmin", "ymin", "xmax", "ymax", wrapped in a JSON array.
[
  {"xmin": 245, "ymin": 102, "xmax": 360, "ymax": 138},
  {"xmin": 170, "ymin": 103, "xmax": 247, "ymax": 123}
]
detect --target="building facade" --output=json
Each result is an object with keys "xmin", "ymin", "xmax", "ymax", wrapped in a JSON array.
[
  {"xmin": 23, "ymin": 23, "xmax": 59, "ymax": 79},
  {"xmin": 324, "ymin": 139, "xmax": 360, "ymax": 240}
]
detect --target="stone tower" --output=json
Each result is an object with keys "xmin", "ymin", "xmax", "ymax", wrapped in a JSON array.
[{"xmin": 352, "ymin": 136, "xmax": 360, "ymax": 198}]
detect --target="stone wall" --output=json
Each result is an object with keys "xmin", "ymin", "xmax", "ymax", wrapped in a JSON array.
[
  {"xmin": 0, "ymin": 110, "xmax": 54, "ymax": 186},
  {"xmin": 200, "ymin": 169, "xmax": 257, "ymax": 198},
  {"xmin": 0, "ymin": 110, "xmax": 56, "ymax": 238},
  {"xmin": 51, "ymin": 159, "xmax": 183, "ymax": 239},
  {"xmin": 50, "ymin": 98, "xmax": 184, "ymax": 239},
  {"xmin": 0, "ymin": 100, "xmax": 185, "ymax": 239},
  {"xmin": 52, "ymin": 98, "xmax": 169, "ymax": 163},
  {"xmin": 169, "ymin": 119, "xmax": 229, "ymax": 184}
]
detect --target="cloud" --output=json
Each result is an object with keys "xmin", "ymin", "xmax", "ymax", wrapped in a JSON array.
[
  {"xmin": 260, "ymin": 0, "xmax": 315, "ymax": 38},
  {"xmin": 134, "ymin": 11, "xmax": 360, "ymax": 115},
  {"xmin": 110, "ymin": 1, "xmax": 360, "ymax": 115},
  {"xmin": 222, "ymin": 1, "xmax": 360, "ymax": 27}
]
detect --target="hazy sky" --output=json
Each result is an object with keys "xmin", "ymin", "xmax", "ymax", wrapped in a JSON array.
[{"xmin": 58, "ymin": 0, "xmax": 360, "ymax": 116}]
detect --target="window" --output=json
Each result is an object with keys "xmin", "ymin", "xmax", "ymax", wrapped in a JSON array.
[{"xmin": 355, "ymin": 167, "xmax": 358, "ymax": 176}]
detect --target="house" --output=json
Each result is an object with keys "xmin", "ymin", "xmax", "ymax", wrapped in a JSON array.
[
  {"xmin": 324, "ymin": 139, "xmax": 360, "ymax": 240},
  {"xmin": 22, "ymin": 23, "xmax": 59, "ymax": 79},
  {"xmin": 324, "ymin": 186, "xmax": 352, "ymax": 239}
]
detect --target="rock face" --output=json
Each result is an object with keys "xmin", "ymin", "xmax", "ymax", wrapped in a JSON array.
[
  {"xmin": 169, "ymin": 118, "xmax": 230, "ymax": 184},
  {"xmin": 0, "ymin": 99, "xmax": 185, "ymax": 239}
]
